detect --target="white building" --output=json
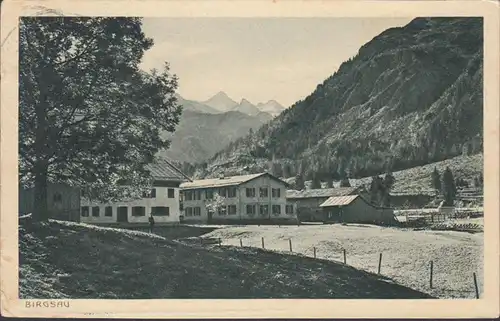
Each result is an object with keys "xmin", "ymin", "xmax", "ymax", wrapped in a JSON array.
[
  {"xmin": 80, "ymin": 160, "xmax": 191, "ymax": 226},
  {"xmin": 180, "ymin": 172, "xmax": 298, "ymax": 224}
]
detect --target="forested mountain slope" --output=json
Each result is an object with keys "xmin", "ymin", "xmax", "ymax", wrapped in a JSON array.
[
  {"xmin": 159, "ymin": 109, "xmax": 272, "ymax": 163},
  {"xmin": 196, "ymin": 17, "xmax": 483, "ymax": 180}
]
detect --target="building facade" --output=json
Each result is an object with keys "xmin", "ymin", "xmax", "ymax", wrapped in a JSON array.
[
  {"xmin": 286, "ymin": 186, "xmax": 365, "ymax": 222},
  {"xmin": 80, "ymin": 160, "xmax": 191, "ymax": 226},
  {"xmin": 319, "ymin": 195, "xmax": 396, "ymax": 225},
  {"xmin": 180, "ymin": 173, "xmax": 297, "ymax": 224},
  {"xmin": 19, "ymin": 183, "xmax": 81, "ymax": 222}
]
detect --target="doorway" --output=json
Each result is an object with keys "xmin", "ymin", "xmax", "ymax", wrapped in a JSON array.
[{"xmin": 117, "ymin": 206, "xmax": 128, "ymax": 223}]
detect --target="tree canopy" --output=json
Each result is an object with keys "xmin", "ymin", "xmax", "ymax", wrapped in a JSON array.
[{"xmin": 19, "ymin": 17, "xmax": 181, "ymax": 220}]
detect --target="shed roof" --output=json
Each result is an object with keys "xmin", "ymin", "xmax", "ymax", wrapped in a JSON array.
[
  {"xmin": 286, "ymin": 187, "xmax": 359, "ymax": 199},
  {"xmin": 319, "ymin": 195, "xmax": 359, "ymax": 207},
  {"xmin": 146, "ymin": 160, "xmax": 192, "ymax": 182},
  {"xmin": 180, "ymin": 172, "xmax": 287, "ymax": 190}
]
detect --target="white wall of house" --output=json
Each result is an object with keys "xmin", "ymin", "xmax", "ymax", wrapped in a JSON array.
[
  {"xmin": 181, "ymin": 174, "xmax": 296, "ymax": 223},
  {"xmin": 80, "ymin": 185, "xmax": 181, "ymax": 224}
]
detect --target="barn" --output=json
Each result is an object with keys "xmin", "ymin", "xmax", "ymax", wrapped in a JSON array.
[
  {"xmin": 319, "ymin": 195, "xmax": 396, "ymax": 225},
  {"xmin": 286, "ymin": 186, "xmax": 366, "ymax": 222},
  {"xmin": 19, "ymin": 183, "xmax": 81, "ymax": 222}
]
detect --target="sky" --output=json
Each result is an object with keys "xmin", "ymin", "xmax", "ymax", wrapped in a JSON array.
[{"xmin": 140, "ymin": 17, "xmax": 414, "ymax": 107}]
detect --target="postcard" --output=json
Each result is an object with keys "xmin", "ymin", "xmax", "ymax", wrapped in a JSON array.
[{"xmin": 1, "ymin": 0, "xmax": 499, "ymax": 318}]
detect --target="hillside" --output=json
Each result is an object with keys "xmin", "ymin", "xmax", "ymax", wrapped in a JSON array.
[
  {"xmin": 197, "ymin": 17, "xmax": 483, "ymax": 181},
  {"xmin": 159, "ymin": 109, "xmax": 272, "ymax": 163},
  {"xmin": 175, "ymin": 94, "xmax": 220, "ymax": 114},
  {"xmin": 19, "ymin": 220, "xmax": 432, "ymax": 299},
  {"xmin": 349, "ymin": 153, "xmax": 483, "ymax": 193}
]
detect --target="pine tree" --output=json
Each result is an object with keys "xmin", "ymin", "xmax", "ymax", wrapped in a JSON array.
[
  {"xmin": 441, "ymin": 167, "xmax": 457, "ymax": 206},
  {"xmin": 294, "ymin": 174, "xmax": 305, "ymax": 190},
  {"xmin": 271, "ymin": 162, "xmax": 283, "ymax": 178},
  {"xmin": 383, "ymin": 172, "xmax": 396, "ymax": 190},
  {"xmin": 311, "ymin": 172, "xmax": 321, "ymax": 189},
  {"xmin": 431, "ymin": 167, "xmax": 441, "ymax": 193},
  {"xmin": 339, "ymin": 177, "xmax": 351, "ymax": 187}
]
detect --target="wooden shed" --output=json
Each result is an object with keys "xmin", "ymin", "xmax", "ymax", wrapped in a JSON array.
[
  {"xmin": 19, "ymin": 183, "xmax": 81, "ymax": 222},
  {"xmin": 286, "ymin": 186, "xmax": 366, "ymax": 222},
  {"xmin": 319, "ymin": 195, "xmax": 396, "ymax": 225}
]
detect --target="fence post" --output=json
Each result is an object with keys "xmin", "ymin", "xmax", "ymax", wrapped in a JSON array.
[
  {"xmin": 200, "ymin": 237, "xmax": 203, "ymax": 246},
  {"xmin": 313, "ymin": 247, "xmax": 316, "ymax": 258},
  {"xmin": 218, "ymin": 238, "xmax": 221, "ymax": 246},
  {"xmin": 343, "ymin": 249, "xmax": 346, "ymax": 264},
  {"xmin": 261, "ymin": 237, "xmax": 265, "ymax": 249},
  {"xmin": 430, "ymin": 261, "xmax": 433, "ymax": 288},
  {"xmin": 378, "ymin": 253, "xmax": 383, "ymax": 274},
  {"xmin": 289, "ymin": 239, "xmax": 293, "ymax": 252},
  {"xmin": 473, "ymin": 272, "xmax": 479, "ymax": 299},
  {"xmin": 240, "ymin": 238, "xmax": 243, "ymax": 247}
]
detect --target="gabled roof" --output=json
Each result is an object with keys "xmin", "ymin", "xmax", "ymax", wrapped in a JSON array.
[
  {"xmin": 286, "ymin": 187, "xmax": 359, "ymax": 199},
  {"xmin": 319, "ymin": 195, "xmax": 359, "ymax": 207},
  {"xmin": 180, "ymin": 172, "xmax": 288, "ymax": 190},
  {"xmin": 146, "ymin": 159, "xmax": 192, "ymax": 182}
]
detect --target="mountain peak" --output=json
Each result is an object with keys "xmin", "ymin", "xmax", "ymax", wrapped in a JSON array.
[
  {"xmin": 255, "ymin": 99, "xmax": 285, "ymax": 117},
  {"xmin": 202, "ymin": 91, "xmax": 238, "ymax": 112}
]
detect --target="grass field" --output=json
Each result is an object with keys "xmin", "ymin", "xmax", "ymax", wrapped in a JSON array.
[
  {"xmin": 201, "ymin": 224, "xmax": 483, "ymax": 299},
  {"xmin": 19, "ymin": 219, "xmax": 432, "ymax": 299}
]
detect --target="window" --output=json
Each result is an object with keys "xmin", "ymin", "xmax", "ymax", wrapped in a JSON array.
[
  {"xmin": 132, "ymin": 206, "xmax": 146, "ymax": 216},
  {"xmin": 105, "ymin": 206, "xmax": 113, "ymax": 217},
  {"xmin": 246, "ymin": 188, "xmax": 256, "ymax": 197},
  {"xmin": 194, "ymin": 207, "xmax": 201, "ymax": 216},
  {"xmin": 246, "ymin": 204, "xmax": 256, "ymax": 216},
  {"xmin": 184, "ymin": 191, "xmax": 193, "ymax": 201},
  {"xmin": 185, "ymin": 207, "xmax": 193, "ymax": 217},
  {"xmin": 272, "ymin": 188, "xmax": 281, "ymax": 198},
  {"xmin": 205, "ymin": 189, "xmax": 214, "ymax": 200},
  {"xmin": 91, "ymin": 206, "xmax": 100, "ymax": 217},
  {"xmin": 286, "ymin": 205, "xmax": 294, "ymax": 215},
  {"xmin": 227, "ymin": 187, "xmax": 237, "ymax": 198},
  {"xmin": 272, "ymin": 205, "xmax": 281, "ymax": 216},
  {"xmin": 152, "ymin": 206, "xmax": 169, "ymax": 216},
  {"xmin": 227, "ymin": 205, "xmax": 237, "ymax": 215},
  {"xmin": 53, "ymin": 192, "xmax": 62, "ymax": 203},
  {"xmin": 259, "ymin": 205, "xmax": 269, "ymax": 216},
  {"xmin": 259, "ymin": 187, "xmax": 268, "ymax": 198},
  {"xmin": 168, "ymin": 188, "xmax": 175, "ymax": 198},
  {"xmin": 142, "ymin": 189, "xmax": 156, "ymax": 198},
  {"xmin": 219, "ymin": 188, "xmax": 227, "ymax": 197},
  {"xmin": 81, "ymin": 206, "xmax": 89, "ymax": 217},
  {"xmin": 218, "ymin": 205, "xmax": 227, "ymax": 216}
]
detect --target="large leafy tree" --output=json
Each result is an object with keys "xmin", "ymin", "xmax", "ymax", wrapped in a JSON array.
[{"xmin": 19, "ymin": 17, "xmax": 181, "ymax": 221}]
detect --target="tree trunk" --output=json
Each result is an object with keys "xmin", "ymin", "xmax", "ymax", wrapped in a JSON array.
[
  {"xmin": 33, "ymin": 167, "xmax": 49, "ymax": 221},
  {"xmin": 32, "ymin": 66, "xmax": 50, "ymax": 221}
]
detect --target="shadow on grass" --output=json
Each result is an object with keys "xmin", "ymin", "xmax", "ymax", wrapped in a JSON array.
[{"xmin": 19, "ymin": 220, "xmax": 435, "ymax": 299}]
